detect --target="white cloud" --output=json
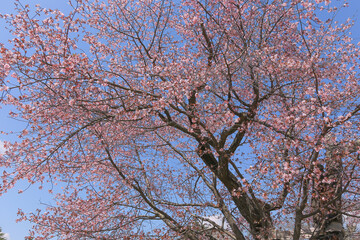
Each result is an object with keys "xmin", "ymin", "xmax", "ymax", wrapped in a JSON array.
[
  {"xmin": 202, "ymin": 215, "xmax": 230, "ymax": 230},
  {"xmin": 4, "ymin": 233, "xmax": 10, "ymax": 240},
  {"xmin": 0, "ymin": 140, "xmax": 6, "ymax": 154}
]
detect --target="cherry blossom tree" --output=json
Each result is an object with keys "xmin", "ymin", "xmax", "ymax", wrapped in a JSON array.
[{"xmin": 1, "ymin": 0, "xmax": 360, "ymax": 239}]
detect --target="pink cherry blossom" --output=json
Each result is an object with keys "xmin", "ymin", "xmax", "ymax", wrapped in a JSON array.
[{"xmin": 1, "ymin": 0, "xmax": 360, "ymax": 239}]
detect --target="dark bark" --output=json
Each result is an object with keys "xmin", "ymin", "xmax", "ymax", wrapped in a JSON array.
[
  {"xmin": 198, "ymin": 143, "xmax": 273, "ymax": 239},
  {"xmin": 312, "ymin": 157, "xmax": 344, "ymax": 239}
]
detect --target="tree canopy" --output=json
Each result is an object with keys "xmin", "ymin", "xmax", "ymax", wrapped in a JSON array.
[
  {"xmin": 0, "ymin": 228, "xmax": 7, "ymax": 240},
  {"xmin": 1, "ymin": 0, "xmax": 360, "ymax": 239}
]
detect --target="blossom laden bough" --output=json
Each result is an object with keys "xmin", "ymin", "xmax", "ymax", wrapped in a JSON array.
[{"xmin": 1, "ymin": 0, "xmax": 360, "ymax": 239}]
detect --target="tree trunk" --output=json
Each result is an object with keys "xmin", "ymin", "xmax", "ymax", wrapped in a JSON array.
[{"xmin": 312, "ymin": 149, "xmax": 344, "ymax": 239}]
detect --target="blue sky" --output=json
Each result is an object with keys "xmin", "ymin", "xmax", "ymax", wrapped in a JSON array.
[{"xmin": 1, "ymin": 0, "xmax": 360, "ymax": 239}]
